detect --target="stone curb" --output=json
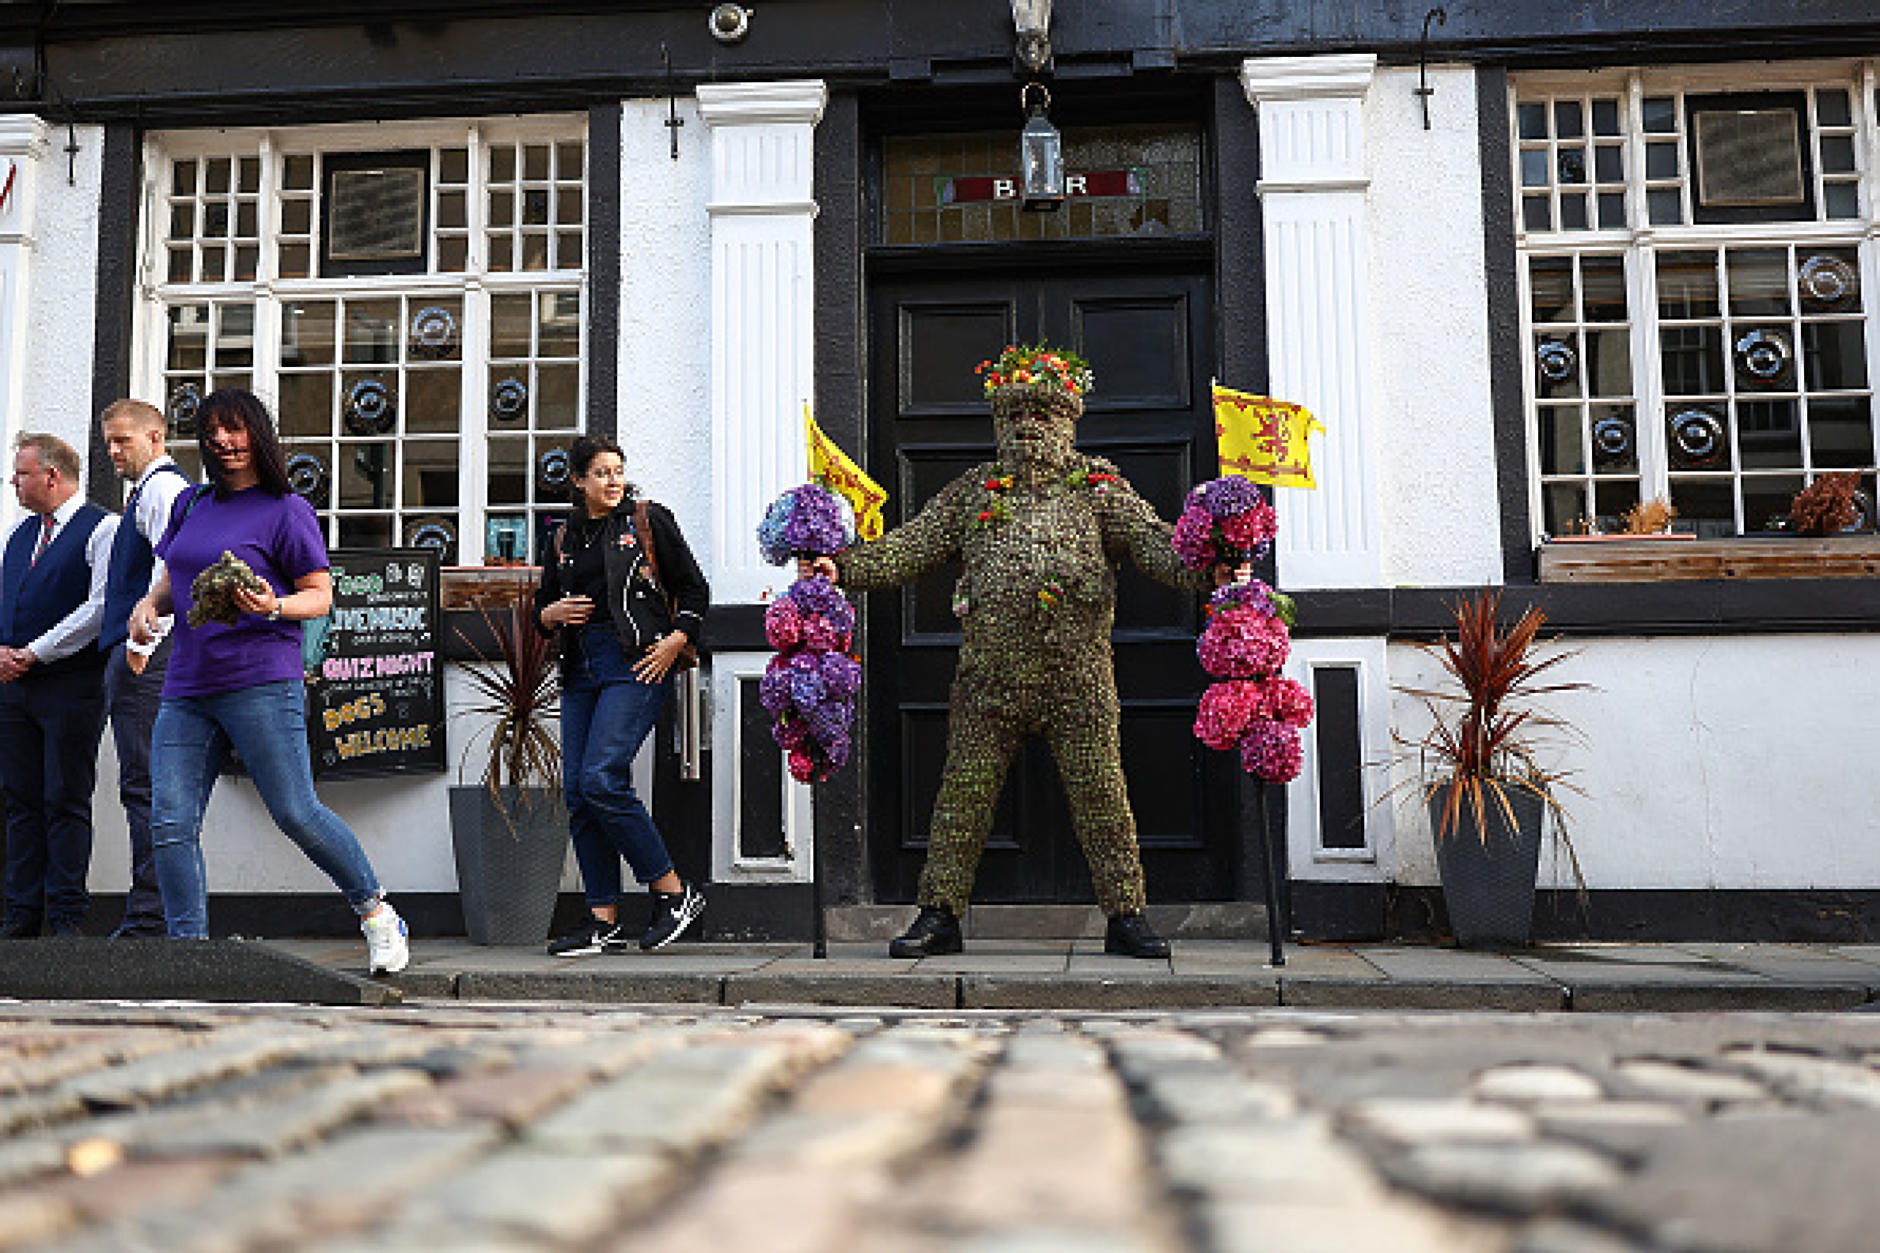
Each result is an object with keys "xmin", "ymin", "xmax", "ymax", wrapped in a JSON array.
[
  {"xmin": 394, "ymin": 971, "xmax": 1876, "ymax": 1013},
  {"xmin": 1565, "ymin": 982, "xmax": 1874, "ymax": 1013}
]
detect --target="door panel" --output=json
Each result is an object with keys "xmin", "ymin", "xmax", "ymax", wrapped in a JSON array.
[{"xmin": 868, "ymin": 267, "xmax": 1238, "ymax": 904}]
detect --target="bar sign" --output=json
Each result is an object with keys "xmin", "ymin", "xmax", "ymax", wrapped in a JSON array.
[{"xmin": 939, "ymin": 168, "xmax": 1143, "ymax": 205}]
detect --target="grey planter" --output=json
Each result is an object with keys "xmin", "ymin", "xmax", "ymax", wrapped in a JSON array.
[
  {"xmin": 1431, "ymin": 783, "xmax": 1547, "ymax": 949},
  {"xmin": 449, "ymin": 785, "xmax": 568, "ymax": 946}
]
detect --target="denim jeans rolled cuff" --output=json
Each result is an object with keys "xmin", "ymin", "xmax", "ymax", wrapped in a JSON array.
[
  {"xmin": 150, "ymin": 679, "xmax": 385, "ymax": 938},
  {"xmin": 561, "ymin": 626, "xmax": 675, "ymax": 908}
]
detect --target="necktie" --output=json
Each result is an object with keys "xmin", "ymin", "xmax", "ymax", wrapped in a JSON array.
[{"xmin": 29, "ymin": 516, "xmax": 53, "ymax": 567}]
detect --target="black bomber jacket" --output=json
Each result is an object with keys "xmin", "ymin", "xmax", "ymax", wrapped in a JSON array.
[{"xmin": 533, "ymin": 499, "xmax": 710, "ymax": 662}]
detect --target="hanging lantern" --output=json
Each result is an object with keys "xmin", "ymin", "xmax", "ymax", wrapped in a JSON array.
[{"xmin": 1019, "ymin": 82, "xmax": 1064, "ymax": 212}]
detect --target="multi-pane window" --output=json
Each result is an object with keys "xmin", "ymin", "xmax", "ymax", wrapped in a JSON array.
[
  {"xmin": 880, "ymin": 123, "xmax": 1204, "ymax": 245},
  {"xmin": 144, "ymin": 119, "xmax": 587, "ymax": 565},
  {"xmin": 1516, "ymin": 67, "xmax": 1878, "ymax": 537}
]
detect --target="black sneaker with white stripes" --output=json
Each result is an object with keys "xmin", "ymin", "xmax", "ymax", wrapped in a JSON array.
[
  {"xmin": 640, "ymin": 882, "xmax": 705, "ymax": 951},
  {"xmin": 546, "ymin": 916, "xmax": 629, "ymax": 957}
]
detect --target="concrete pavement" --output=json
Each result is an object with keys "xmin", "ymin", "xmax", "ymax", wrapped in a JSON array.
[
  {"xmin": 1, "ymin": 998, "xmax": 1878, "ymax": 1252},
  {"xmin": 261, "ymin": 937, "xmax": 1880, "ymax": 1013}
]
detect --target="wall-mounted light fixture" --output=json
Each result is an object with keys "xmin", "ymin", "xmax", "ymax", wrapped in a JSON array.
[
  {"xmin": 1012, "ymin": 0, "xmax": 1052, "ymax": 73},
  {"xmin": 709, "ymin": 3, "xmax": 751, "ymax": 44},
  {"xmin": 1019, "ymin": 82, "xmax": 1063, "ymax": 212}
]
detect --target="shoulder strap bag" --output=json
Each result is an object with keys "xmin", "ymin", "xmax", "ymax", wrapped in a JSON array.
[{"xmin": 632, "ymin": 500, "xmax": 700, "ymax": 673}]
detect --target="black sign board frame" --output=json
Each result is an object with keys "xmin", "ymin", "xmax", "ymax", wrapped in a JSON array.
[{"xmin": 304, "ymin": 547, "xmax": 446, "ymax": 781}]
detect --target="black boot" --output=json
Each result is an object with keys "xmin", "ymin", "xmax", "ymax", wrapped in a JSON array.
[
  {"xmin": 1104, "ymin": 913, "xmax": 1170, "ymax": 959},
  {"xmin": 889, "ymin": 907, "xmax": 963, "ymax": 958}
]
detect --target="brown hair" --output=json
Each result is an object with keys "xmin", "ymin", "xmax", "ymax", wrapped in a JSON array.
[
  {"xmin": 12, "ymin": 432, "xmax": 80, "ymax": 481},
  {"xmin": 99, "ymin": 399, "xmax": 165, "ymax": 432}
]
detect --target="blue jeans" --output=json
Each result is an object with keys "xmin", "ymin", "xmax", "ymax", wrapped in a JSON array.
[
  {"xmin": 562, "ymin": 625, "xmax": 674, "ymax": 908},
  {"xmin": 150, "ymin": 679, "xmax": 383, "ymax": 939}
]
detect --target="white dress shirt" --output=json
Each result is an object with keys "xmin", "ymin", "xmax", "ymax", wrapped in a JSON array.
[
  {"xmin": 124, "ymin": 456, "xmax": 192, "ymax": 656},
  {"xmin": 13, "ymin": 495, "xmax": 118, "ymax": 665}
]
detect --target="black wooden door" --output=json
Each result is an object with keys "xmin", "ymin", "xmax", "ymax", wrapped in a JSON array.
[{"xmin": 865, "ymin": 264, "xmax": 1239, "ymax": 905}]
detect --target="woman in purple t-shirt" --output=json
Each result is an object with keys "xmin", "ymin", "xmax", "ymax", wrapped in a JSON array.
[{"xmin": 128, "ymin": 389, "xmax": 408, "ymax": 975}]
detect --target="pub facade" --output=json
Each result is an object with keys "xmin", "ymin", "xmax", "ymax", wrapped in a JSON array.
[{"xmin": 1, "ymin": 1, "xmax": 1877, "ymax": 941}]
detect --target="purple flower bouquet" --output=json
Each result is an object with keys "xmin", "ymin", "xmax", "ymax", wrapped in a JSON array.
[
  {"xmin": 757, "ymin": 483, "xmax": 856, "ymax": 566},
  {"xmin": 1172, "ymin": 476, "xmax": 1279, "ymax": 570},
  {"xmin": 762, "ymin": 575, "xmax": 861, "ymax": 783},
  {"xmin": 1185, "ymin": 477, "xmax": 1312, "ymax": 780}
]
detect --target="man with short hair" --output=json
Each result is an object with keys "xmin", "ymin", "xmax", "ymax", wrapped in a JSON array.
[
  {"xmin": 0, "ymin": 433, "xmax": 116, "ymax": 937},
  {"xmin": 98, "ymin": 400, "xmax": 193, "ymax": 938}
]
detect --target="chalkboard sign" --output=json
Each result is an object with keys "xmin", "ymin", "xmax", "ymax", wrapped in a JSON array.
[{"xmin": 304, "ymin": 548, "xmax": 445, "ymax": 780}]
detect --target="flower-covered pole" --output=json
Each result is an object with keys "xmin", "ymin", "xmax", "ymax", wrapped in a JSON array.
[
  {"xmin": 757, "ymin": 481, "xmax": 864, "ymax": 961},
  {"xmin": 757, "ymin": 484, "xmax": 861, "ymax": 785},
  {"xmin": 1174, "ymin": 477, "xmax": 1312, "ymax": 965}
]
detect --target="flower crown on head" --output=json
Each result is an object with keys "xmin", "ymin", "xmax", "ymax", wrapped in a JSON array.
[{"xmin": 974, "ymin": 343, "xmax": 1095, "ymax": 400}]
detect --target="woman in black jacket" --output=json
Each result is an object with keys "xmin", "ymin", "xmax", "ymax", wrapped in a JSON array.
[{"xmin": 534, "ymin": 434, "xmax": 709, "ymax": 954}]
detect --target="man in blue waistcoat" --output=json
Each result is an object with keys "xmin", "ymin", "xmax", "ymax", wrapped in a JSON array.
[
  {"xmin": 0, "ymin": 433, "xmax": 116, "ymax": 937},
  {"xmin": 98, "ymin": 401, "xmax": 193, "ymax": 938}
]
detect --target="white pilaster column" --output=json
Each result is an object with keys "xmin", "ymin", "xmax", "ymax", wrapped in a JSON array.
[
  {"xmin": 0, "ymin": 117, "xmax": 49, "ymax": 531},
  {"xmin": 696, "ymin": 80, "xmax": 828, "ymax": 604},
  {"xmin": 1242, "ymin": 55, "xmax": 1381, "ymax": 589}
]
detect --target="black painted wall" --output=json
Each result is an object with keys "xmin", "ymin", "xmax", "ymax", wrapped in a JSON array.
[
  {"xmin": 85, "ymin": 121, "xmax": 139, "ymax": 506},
  {"xmin": 15, "ymin": 1, "xmax": 1880, "ymax": 124}
]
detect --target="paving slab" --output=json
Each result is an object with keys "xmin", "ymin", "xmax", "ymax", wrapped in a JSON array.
[{"xmin": 1360, "ymin": 946, "xmax": 1565, "ymax": 984}]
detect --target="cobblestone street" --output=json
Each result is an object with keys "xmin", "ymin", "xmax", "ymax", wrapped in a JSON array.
[{"xmin": 1, "ymin": 999, "xmax": 1876, "ymax": 1252}]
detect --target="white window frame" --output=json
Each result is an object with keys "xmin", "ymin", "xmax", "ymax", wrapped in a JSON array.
[
  {"xmin": 134, "ymin": 115, "xmax": 589, "ymax": 566},
  {"xmin": 1512, "ymin": 61, "xmax": 1880, "ymax": 540}
]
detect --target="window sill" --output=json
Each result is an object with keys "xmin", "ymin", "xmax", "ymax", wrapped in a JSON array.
[
  {"xmin": 442, "ymin": 564, "xmax": 540, "ymax": 610},
  {"xmin": 1538, "ymin": 536, "xmax": 1880, "ymax": 583}
]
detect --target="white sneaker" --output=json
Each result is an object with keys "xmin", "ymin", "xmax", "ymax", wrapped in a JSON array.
[{"xmin": 361, "ymin": 903, "xmax": 409, "ymax": 975}]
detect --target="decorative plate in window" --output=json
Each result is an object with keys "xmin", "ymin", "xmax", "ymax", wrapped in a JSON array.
[
  {"xmin": 1669, "ymin": 407, "xmax": 1726, "ymax": 469},
  {"xmin": 537, "ymin": 447, "xmax": 571, "ymax": 492},
  {"xmin": 286, "ymin": 452, "xmax": 329, "ymax": 506},
  {"xmin": 344, "ymin": 379, "xmax": 397, "ymax": 436},
  {"xmin": 491, "ymin": 377, "xmax": 528, "ymax": 423},
  {"xmin": 1536, "ymin": 339, "xmax": 1577, "ymax": 384},
  {"xmin": 1798, "ymin": 255, "xmax": 1857, "ymax": 311},
  {"xmin": 1734, "ymin": 328, "xmax": 1792, "ymax": 387},
  {"xmin": 1592, "ymin": 413, "xmax": 1635, "ymax": 466},
  {"xmin": 168, "ymin": 383, "xmax": 203, "ymax": 437},
  {"xmin": 409, "ymin": 306, "xmax": 459, "ymax": 358},
  {"xmin": 404, "ymin": 517, "xmax": 456, "ymax": 558}
]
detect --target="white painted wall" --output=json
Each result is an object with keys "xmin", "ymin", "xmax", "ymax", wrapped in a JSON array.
[
  {"xmin": 86, "ymin": 667, "xmax": 578, "ymax": 900},
  {"xmin": 1377, "ymin": 635, "xmax": 1880, "ymax": 891},
  {"xmin": 0, "ymin": 121, "xmax": 103, "ymax": 535},
  {"xmin": 1365, "ymin": 66, "xmax": 1506, "ymax": 589},
  {"xmin": 21, "ymin": 126, "xmax": 104, "ymax": 474},
  {"xmin": 618, "ymin": 98, "xmax": 715, "ymax": 568}
]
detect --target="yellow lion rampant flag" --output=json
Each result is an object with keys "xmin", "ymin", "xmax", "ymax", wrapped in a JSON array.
[
  {"xmin": 1212, "ymin": 384, "xmax": 1325, "ymax": 489},
  {"xmin": 806, "ymin": 406, "xmax": 888, "ymax": 541}
]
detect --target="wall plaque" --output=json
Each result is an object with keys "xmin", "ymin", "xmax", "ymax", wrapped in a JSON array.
[{"xmin": 328, "ymin": 167, "xmax": 426, "ymax": 261}]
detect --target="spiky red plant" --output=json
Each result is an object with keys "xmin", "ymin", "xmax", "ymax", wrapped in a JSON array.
[
  {"xmin": 453, "ymin": 586, "xmax": 563, "ymax": 814},
  {"xmin": 1397, "ymin": 592, "xmax": 1585, "ymax": 844}
]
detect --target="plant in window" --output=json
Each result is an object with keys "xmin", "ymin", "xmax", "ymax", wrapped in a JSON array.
[
  {"xmin": 1619, "ymin": 496, "xmax": 1678, "ymax": 535},
  {"xmin": 1787, "ymin": 471, "xmax": 1862, "ymax": 536},
  {"xmin": 1394, "ymin": 591, "xmax": 1587, "ymax": 947}
]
